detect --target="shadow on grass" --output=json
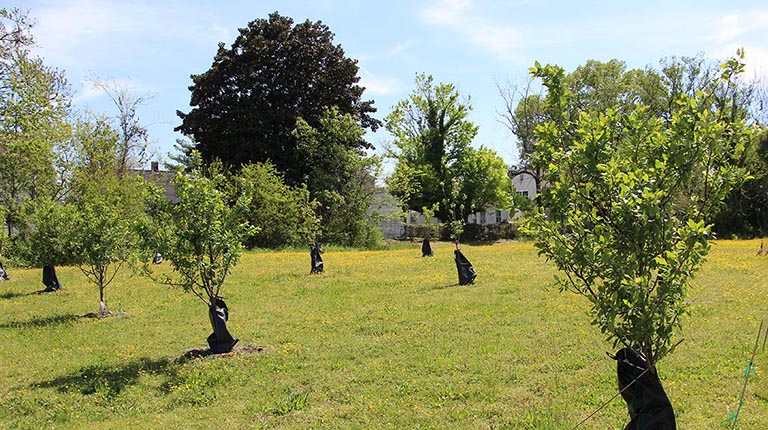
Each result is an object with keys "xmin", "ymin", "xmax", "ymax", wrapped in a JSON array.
[
  {"xmin": 32, "ymin": 346, "xmax": 265, "ymax": 401},
  {"xmin": 33, "ymin": 356, "xmax": 173, "ymax": 398},
  {"xmin": 176, "ymin": 344, "xmax": 265, "ymax": 364},
  {"xmin": 0, "ymin": 314, "xmax": 81, "ymax": 329},
  {"xmin": 0, "ymin": 290, "xmax": 29, "ymax": 300},
  {"xmin": 419, "ymin": 282, "xmax": 461, "ymax": 292}
]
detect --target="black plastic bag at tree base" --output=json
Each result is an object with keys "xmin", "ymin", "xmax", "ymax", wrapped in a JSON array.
[
  {"xmin": 614, "ymin": 348, "xmax": 676, "ymax": 430},
  {"xmin": 310, "ymin": 241, "xmax": 324, "ymax": 274},
  {"xmin": 422, "ymin": 237, "xmax": 434, "ymax": 257},
  {"xmin": 207, "ymin": 297, "xmax": 239, "ymax": 354},
  {"xmin": 454, "ymin": 249, "xmax": 477, "ymax": 285},
  {"xmin": 0, "ymin": 261, "xmax": 9, "ymax": 281},
  {"xmin": 42, "ymin": 265, "xmax": 61, "ymax": 292}
]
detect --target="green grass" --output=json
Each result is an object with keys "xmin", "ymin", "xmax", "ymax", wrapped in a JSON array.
[{"xmin": 0, "ymin": 240, "xmax": 766, "ymax": 429}]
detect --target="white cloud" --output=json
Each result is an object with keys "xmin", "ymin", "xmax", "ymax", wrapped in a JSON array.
[
  {"xmin": 418, "ymin": 0, "xmax": 522, "ymax": 60},
  {"xmin": 386, "ymin": 41, "xmax": 413, "ymax": 58},
  {"xmin": 359, "ymin": 68, "xmax": 403, "ymax": 96},
  {"xmin": 30, "ymin": 0, "xmax": 231, "ymax": 74},
  {"xmin": 712, "ymin": 11, "xmax": 768, "ymax": 43},
  {"xmin": 420, "ymin": 0, "xmax": 471, "ymax": 25},
  {"xmin": 468, "ymin": 24, "xmax": 521, "ymax": 58}
]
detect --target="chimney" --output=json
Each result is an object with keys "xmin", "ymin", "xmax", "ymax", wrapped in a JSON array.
[{"xmin": 151, "ymin": 161, "xmax": 159, "ymax": 172}]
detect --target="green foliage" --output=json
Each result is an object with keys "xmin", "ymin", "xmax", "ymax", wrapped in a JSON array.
[
  {"xmin": 236, "ymin": 162, "xmax": 319, "ymax": 248},
  {"xmin": 15, "ymin": 197, "xmax": 76, "ymax": 267},
  {"xmin": 64, "ymin": 117, "xmax": 144, "ymax": 313},
  {"xmin": 66, "ymin": 176, "xmax": 142, "ymax": 313},
  {"xmin": 454, "ymin": 146, "xmax": 512, "ymax": 216},
  {"xmin": 0, "ymin": 8, "xmax": 71, "ymax": 238},
  {"xmin": 386, "ymin": 73, "xmax": 510, "ymax": 224},
  {"xmin": 175, "ymin": 11, "xmax": 379, "ymax": 185},
  {"xmin": 164, "ymin": 138, "xmax": 199, "ymax": 172},
  {"xmin": 525, "ymin": 57, "xmax": 757, "ymax": 368},
  {"xmin": 141, "ymin": 164, "xmax": 255, "ymax": 304},
  {"xmin": 294, "ymin": 109, "xmax": 382, "ymax": 248}
]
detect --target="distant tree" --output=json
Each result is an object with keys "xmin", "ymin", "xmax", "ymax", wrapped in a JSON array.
[
  {"xmin": 294, "ymin": 109, "xmax": 382, "ymax": 247},
  {"xmin": 386, "ymin": 73, "xmax": 510, "ymax": 225},
  {"xmin": 454, "ymin": 146, "xmax": 512, "ymax": 220},
  {"xmin": 140, "ymin": 161, "xmax": 255, "ymax": 351},
  {"xmin": 236, "ymin": 162, "xmax": 319, "ymax": 248},
  {"xmin": 164, "ymin": 138, "xmax": 198, "ymax": 172},
  {"xmin": 655, "ymin": 54, "xmax": 767, "ymax": 237},
  {"xmin": 175, "ymin": 11, "xmax": 380, "ymax": 185},
  {"xmin": 90, "ymin": 79, "xmax": 153, "ymax": 174},
  {"xmin": 497, "ymin": 77, "xmax": 546, "ymax": 195},
  {"xmin": 526, "ymin": 55, "xmax": 756, "ymax": 374},
  {"xmin": 16, "ymin": 196, "xmax": 75, "ymax": 271},
  {"xmin": 0, "ymin": 7, "xmax": 71, "ymax": 237}
]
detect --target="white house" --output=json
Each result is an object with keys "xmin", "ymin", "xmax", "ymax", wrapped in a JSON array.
[
  {"xmin": 466, "ymin": 208, "xmax": 511, "ymax": 225},
  {"xmin": 512, "ymin": 171, "xmax": 538, "ymax": 201}
]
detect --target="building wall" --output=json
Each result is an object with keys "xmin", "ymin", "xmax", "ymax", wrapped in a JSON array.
[
  {"xmin": 512, "ymin": 172, "xmax": 537, "ymax": 200},
  {"xmin": 371, "ymin": 190, "xmax": 405, "ymax": 239},
  {"xmin": 466, "ymin": 208, "xmax": 511, "ymax": 225}
]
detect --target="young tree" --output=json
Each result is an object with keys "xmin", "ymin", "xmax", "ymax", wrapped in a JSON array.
[
  {"xmin": 141, "ymin": 162, "xmax": 255, "ymax": 352},
  {"xmin": 175, "ymin": 12, "xmax": 380, "ymax": 185},
  {"xmin": 16, "ymin": 196, "xmax": 75, "ymax": 290},
  {"xmin": 386, "ymin": 73, "xmax": 510, "ymax": 224},
  {"xmin": 454, "ymin": 146, "xmax": 512, "ymax": 220},
  {"xmin": 526, "ymin": 55, "xmax": 756, "ymax": 374},
  {"xmin": 65, "ymin": 117, "xmax": 143, "ymax": 315}
]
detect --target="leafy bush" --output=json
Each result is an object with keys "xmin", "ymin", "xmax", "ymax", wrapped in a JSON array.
[{"xmin": 236, "ymin": 163, "xmax": 319, "ymax": 249}]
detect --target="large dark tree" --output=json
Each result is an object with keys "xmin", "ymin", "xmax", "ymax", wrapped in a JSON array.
[{"xmin": 175, "ymin": 12, "xmax": 380, "ymax": 184}]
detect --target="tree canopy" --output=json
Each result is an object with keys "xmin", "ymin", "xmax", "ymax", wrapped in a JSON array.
[
  {"xmin": 0, "ymin": 7, "xmax": 71, "ymax": 238},
  {"xmin": 294, "ymin": 108, "xmax": 382, "ymax": 247},
  {"xmin": 141, "ymin": 163, "xmax": 254, "ymax": 306},
  {"xmin": 501, "ymin": 54, "xmax": 767, "ymax": 236},
  {"xmin": 175, "ymin": 11, "xmax": 380, "ymax": 185},
  {"xmin": 525, "ymin": 56, "xmax": 757, "ymax": 370}
]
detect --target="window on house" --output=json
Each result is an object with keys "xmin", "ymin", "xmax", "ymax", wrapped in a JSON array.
[
  {"xmin": 479, "ymin": 212, "xmax": 486, "ymax": 224},
  {"xmin": 518, "ymin": 190, "xmax": 529, "ymax": 198},
  {"xmin": 496, "ymin": 210, "xmax": 502, "ymax": 224}
]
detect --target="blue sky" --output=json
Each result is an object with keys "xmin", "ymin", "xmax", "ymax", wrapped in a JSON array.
[{"xmin": 10, "ymin": 0, "xmax": 768, "ymax": 170}]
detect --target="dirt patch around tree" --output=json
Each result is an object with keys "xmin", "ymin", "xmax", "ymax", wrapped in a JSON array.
[{"xmin": 176, "ymin": 345, "xmax": 266, "ymax": 362}]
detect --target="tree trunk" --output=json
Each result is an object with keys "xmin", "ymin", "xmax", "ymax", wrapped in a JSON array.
[
  {"xmin": 42, "ymin": 265, "xmax": 61, "ymax": 292},
  {"xmin": 614, "ymin": 348, "xmax": 676, "ymax": 430},
  {"xmin": 99, "ymin": 286, "xmax": 106, "ymax": 315},
  {"xmin": 207, "ymin": 297, "xmax": 238, "ymax": 353}
]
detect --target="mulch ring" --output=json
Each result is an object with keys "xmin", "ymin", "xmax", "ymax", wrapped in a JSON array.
[
  {"xmin": 176, "ymin": 345, "xmax": 266, "ymax": 362},
  {"xmin": 81, "ymin": 310, "xmax": 127, "ymax": 318}
]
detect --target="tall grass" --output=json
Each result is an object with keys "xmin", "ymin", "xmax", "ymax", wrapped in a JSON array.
[{"xmin": 0, "ymin": 240, "xmax": 765, "ymax": 429}]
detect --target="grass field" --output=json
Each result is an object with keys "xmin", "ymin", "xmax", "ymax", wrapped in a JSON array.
[{"xmin": 0, "ymin": 240, "xmax": 766, "ymax": 429}]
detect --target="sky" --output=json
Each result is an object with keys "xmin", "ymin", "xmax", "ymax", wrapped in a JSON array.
[{"xmin": 8, "ymin": 0, "xmax": 768, "ymax": 171}]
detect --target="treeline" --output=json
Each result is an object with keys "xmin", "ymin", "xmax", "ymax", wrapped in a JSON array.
[
  {"xmin": 3, "ymin": 6, "xmax": 768, "ymax": 281},
  {"xmin": 499, "ymin": 55, "xmax": 768, "ymax": 237}
]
